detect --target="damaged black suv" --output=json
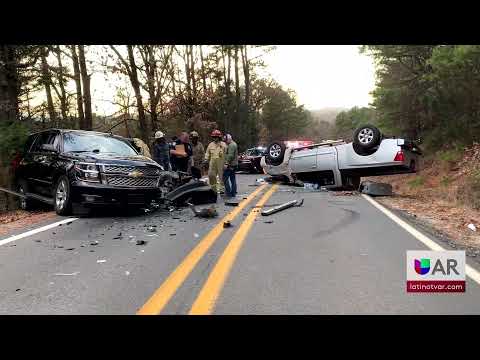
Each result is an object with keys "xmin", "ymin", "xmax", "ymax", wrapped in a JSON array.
[{"xmin": 14, "ymin": 129, "xmax": 163, "ymax": 215}]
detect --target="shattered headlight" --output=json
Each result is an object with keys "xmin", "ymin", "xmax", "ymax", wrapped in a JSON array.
[{"xmin": 74, "ymin": 162, "xmax": 100, "ymax": 182}]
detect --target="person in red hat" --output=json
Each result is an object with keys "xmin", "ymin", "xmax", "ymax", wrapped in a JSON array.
[{"xmin": 203, "ymin": 129, "xmax": 227, "ymax": 194}]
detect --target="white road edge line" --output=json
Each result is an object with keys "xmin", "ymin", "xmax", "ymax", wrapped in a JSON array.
[
  {"xmin": 361, "ymin": 194, "xmax": 480, "ymax": 285},
  {"xmin": 0, "ymin": 217, "xmax": 79, "ymax": 247}
]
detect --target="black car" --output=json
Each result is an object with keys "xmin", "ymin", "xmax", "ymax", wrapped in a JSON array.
[
  {"xmin": 14, "ymin": 129, "xmax": 163, "ymax": 215},
  {"xmin": 238, "ymin": 147, "xmax": 266, "ymax": 173}
]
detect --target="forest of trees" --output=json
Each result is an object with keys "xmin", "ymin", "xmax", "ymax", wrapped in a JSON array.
[
  {"xmin": 0, "ymin": 45, "xmax": 314, "ymax": 167},
  {"xmin": 333, "ymin": 45, "xmax": 480, "ymax": 153}
]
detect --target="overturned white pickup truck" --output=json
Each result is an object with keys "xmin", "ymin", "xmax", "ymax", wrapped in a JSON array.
[{"xmin": 260, "ymin": 124, "xmax": 422, "ymax": 190}]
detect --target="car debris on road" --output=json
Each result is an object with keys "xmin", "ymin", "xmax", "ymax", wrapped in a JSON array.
[
  {"xmin": 468, "ymin": 223, "xmax": 477, "ymax": 232},
  {"xmin": 261, "ymin": 199, "xmax": 304, "ymax": 216},
  {"xmin": 223, "ymin": 221, "xmax": 233, "ymax": 228},
  {"xmin": 187, "ymin": 202, "xmax": 218, "ymax": 218}
]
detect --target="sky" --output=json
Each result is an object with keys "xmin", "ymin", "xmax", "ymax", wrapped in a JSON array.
[{"xmin": 260, "ymin": 45, "xmax": 376, "ymax": 110}]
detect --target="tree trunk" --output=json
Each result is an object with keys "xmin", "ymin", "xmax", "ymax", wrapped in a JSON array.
[
  {"xmin": 54, "ymin": 46, "xmax": 68, "ymax": 121},
  {"xmin": 40, "ymin": 47, "xmax": 56, "ymax": 124},
  {"xmin": 190, "ymin": 45, "xmax": 196, "ymax": 102},
  {"xmin": 70, "ymin": 45, "xmax": 84, "ymax": 129},
  {"xmin": 234, "ymin": 46, "xmax": 241, "ymax": 107},
  {"xmin": 0, "ymin": 45, "xmax": 19, "ymax": 122},
  {"xmin": 78, "ymin": 45, "xmax": 92, "ymax": 130},
  {"xmin": 227, "ymin": 47, "xmax": 231, "ymax": 95},
  {"xmin": 199, "ymin": 45, "xmax": 207, "ymax": 93},
  {"xmin": 241, "ymin": 45, "xmax": 250, "ymax": 106},
  {"xmin": 127, "ymin": 45, "xmax": 149, "ymax": 142}
]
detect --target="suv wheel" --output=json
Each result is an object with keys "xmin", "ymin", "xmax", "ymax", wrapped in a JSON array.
[
  {"xmin": 353, "ymin": 124, "xmax": 382, "ymax": 151},
  {"xmin": 265, "ymin": 142, "xmax": 286, "ymax": 166},
  {"xmin": 54, "ymin": 176, "xmax": 73, "ymax": 216}
]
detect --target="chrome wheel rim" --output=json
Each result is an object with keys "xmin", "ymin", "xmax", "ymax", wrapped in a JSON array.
[
  {"xmin": 269, "ymin": 144, "xmax": 281, "ymax": 158},
  {"xmin": 56, "ymin": 180, "xmax": 67, "ymax": 210},
  {"xmin": 358, "ymin": 128, "xmax": 374, "ymax": 144}
]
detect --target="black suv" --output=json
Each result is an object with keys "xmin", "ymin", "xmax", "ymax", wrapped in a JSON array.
[{"xmin": 14, "ymin": 129, "xmax": 163, "ymax": 215}]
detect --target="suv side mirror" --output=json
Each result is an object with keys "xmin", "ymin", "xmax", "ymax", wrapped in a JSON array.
[{"xmin": 41, "ymin": 144, "xmax": 57, "ymax": 152}]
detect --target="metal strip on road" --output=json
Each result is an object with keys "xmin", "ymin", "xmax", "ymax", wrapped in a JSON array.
[
  {"xmin": 137, "ymin": 184, "xmax": 268, "ymax": 315},
  {"xmin": 0, "ymin": 217, "xmax": 79, "ymax": 247},
  {"xmin": 189, "ymin": 185, "xmax": 278, "ymax": 315},
  {"xmin": 362, "ymin": 194, "xmax": 480, "ymax": 286}
]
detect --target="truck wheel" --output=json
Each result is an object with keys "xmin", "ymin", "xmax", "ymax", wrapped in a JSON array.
[
  {"xmin": 266, "ymin": 142, "xmax": 286, "ymax": 166},
  {"xmin": 17, "ymin": 179, "xmax": 35, "ymax": 211},
  {"xmin": 353, "ymin": 124, "xmax": 382, "ymax": 150},
  {"xmin": 54, "ymin": 176, "xmax": 73, "ymax": 216}
]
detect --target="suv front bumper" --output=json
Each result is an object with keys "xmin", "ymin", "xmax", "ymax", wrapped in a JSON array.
[{"xmin": 71, "ymin": 181, "xmax": 161, "ymax": 207}]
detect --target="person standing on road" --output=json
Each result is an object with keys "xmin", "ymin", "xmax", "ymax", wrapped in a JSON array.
[
  {"xmin": 204, "ymin": 129, "xmax": 227, "ymax": 194},
  {"xmin": 170, "ymin": 132, "xmax": 193, "ymax": 173},
  {"xmin": 152, "ymin": 131, "xmax": 171, "ymax": 171},
  {"xmin": 223, "ymin": 133, "xmax": 238, "ymax": 198},
  {"xmin": 190, "ymin": 130, "xmax": 205, "ymax": 178}
]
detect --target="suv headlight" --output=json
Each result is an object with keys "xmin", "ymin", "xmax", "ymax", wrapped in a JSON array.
[{"xmin": 74, "ymin": 162, "xmax": 100, "ymax": 182}]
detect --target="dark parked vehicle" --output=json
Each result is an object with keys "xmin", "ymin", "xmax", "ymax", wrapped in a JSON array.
[
  {"xmin": 14, "ymin": 129, "xmax": 164, "ymax": 215},
  {"xmin": 238, "ymin": 147, "xmax": 266, "ymax": 173}
]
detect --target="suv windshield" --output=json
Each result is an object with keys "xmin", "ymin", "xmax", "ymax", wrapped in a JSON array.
[{"xmin": 63, "ymin": 132, "xmax": 138, "ymax": 156}]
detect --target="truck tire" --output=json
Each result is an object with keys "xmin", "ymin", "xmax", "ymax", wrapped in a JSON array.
[
  {"xmin": 265, "ymin": 142, "xmax": 286, "ymax": 166},
  {"xmin": 54, "ymin": 176, "xmax": 73, "ymax": 216},
  {"xmin": 353, "ymin": 124, "xmax": 382, "ymax": 151}
]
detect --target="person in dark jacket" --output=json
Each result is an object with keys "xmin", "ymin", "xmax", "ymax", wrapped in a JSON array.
[
  {"xmin": 152, "ymin": 130, "xmax": 171, "ymax": 171},
  {"xmin": 170, "ymin": 132, "xmax": 193, "ymax": 173}
]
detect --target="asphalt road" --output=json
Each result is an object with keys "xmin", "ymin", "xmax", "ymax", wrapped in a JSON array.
[{"xmin": 1, "ymin": 173, "xmax": 480, "ymax": 315}]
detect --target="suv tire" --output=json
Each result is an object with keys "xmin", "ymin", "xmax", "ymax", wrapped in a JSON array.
[
  {"xmin": 54, "ymin": 176, "xmax": 73, "ymax": 216},
  {"xmin": 353, "ymin": 124, "xmax": 382, "ymax": 151},
  {"xmin": 265, "ymin": 142, "xmax": 286, "ymax": 166}
]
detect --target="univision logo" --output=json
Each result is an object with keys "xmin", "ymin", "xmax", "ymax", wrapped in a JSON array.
[{"xmin": 415, "ymin": 258, "xmax": 430, "ymax": 275}]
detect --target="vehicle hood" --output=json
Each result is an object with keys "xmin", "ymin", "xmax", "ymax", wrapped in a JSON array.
[{"xmin": 63, "ymin": 152, "xmax": 161, "ymax": 168}]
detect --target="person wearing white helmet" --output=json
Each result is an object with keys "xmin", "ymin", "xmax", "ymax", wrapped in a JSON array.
[{"xmin": 152, "ymin": 130, "xmax": 171, "ymax": 171}]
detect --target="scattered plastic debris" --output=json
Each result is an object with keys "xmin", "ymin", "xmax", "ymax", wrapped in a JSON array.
[
  {"xmin": 194, "ymin": 233, "xmax": 200, "ymax": 238},
  {"xmin": 170, "ymin": 233, "xmax": 176, "ymax": 236},
  {"xmin": 264, "ymin": 220, "xmax": 274, "ymax": 224},
  {"xmin": 90, "ymin": 241, "xmax": 98, "ymax": 246},
  {"xmin": 223, "ymin": 221, "xmax": 233, "ymax": 228},
  {"xmin": 16, "ymin": 289, "xmax": 21, "ymax": 292},
  {"xmin": 34, "ymin": 239, "xmax": 42, "ymax": 243},
  {"xmin": 55, "ymin": 272, "xmax": 80, "ymax": 276},
  {"xmin": 147, "ymin": 226, "xmax": 157, "ymax": 233},
  {"xmin": 140, "ymin": 250, "xmax": 145, "ymax": 253},
  {"xmin": 66, "ymin": 248, "xmax": 75, "ymax": 251},
  {"xmin": 136, "ymin": 240, "xmax": 147, "ymax": 246},
  {"xmin": 256, "ymin": 178, "xmax": 267, "ymax": 185},
  {"xmin": 96, "ymin": 259, "xmax": 107, "ymax": 263},
  {"xmin": 468, "ymin": 223, "xmax": 477, "ymax": 232},
  {"xmin": 304, "ymin": 183, "xmax": 319, "ymax": 190},
  {"xmin": 125, "ymin": 271, "xmax": 130, "ymax": 276}
]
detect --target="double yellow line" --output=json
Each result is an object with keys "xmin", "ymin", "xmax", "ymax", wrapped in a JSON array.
[{"xmin": 137, "ymin": 184, "xmax": 278, "ymax": 315}]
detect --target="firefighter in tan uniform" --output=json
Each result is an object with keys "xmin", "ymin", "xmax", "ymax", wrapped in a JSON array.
[{"xmin": 204, "ymin": 129, "xmax": 227, "ymax": 193}]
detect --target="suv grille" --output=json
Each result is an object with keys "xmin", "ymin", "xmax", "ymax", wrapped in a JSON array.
[
  {"xmin": 106, "ymin": 176, "xmax": 158, "ymax": 188},
  {"xmin": 103, "ymin": 165, "xmax": 160, "ymax": 177},
  {"xmin": 102, "ymin": 165, "xmax": 160, "ymax": 188}
]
